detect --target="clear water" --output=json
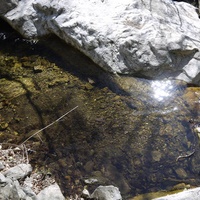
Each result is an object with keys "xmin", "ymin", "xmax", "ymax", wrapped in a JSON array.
[{"xmin": 1, "ymin": 21, "xmax": 200, "ymax": 199}]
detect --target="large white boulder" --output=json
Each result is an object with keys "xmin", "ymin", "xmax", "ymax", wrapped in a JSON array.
[
  {"xmin": 154, "ymin": 187, "xmax": 200, "ymax": 200},
  {"xmin": 0, "ymin": 0, "xmax": 200, "ymax": 83}
]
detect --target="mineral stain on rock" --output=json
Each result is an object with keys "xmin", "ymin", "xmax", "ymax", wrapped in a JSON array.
[{"xmin": 0, "ymin": 29, "xmax": 200, "ymax": 199}]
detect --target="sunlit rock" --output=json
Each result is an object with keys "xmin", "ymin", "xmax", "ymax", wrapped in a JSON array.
[
  {"xmin": 91, "ymin": 185, "xmax": 122, "ymax": 200},
  {"xmin": 37, "ymin": 183, "xmax": 65, "ymax": 200},
  {"xmin": 154, "ymin": 187, "xmax": 200, "ymax": 200},
  {"xmin": 3, "ymin": 164, "xmax": 32, "ymax": 181},
  {"xmin": 0, "ymin": 0, "xmax": 18, "ymax": 14},
  {"xmin": 0, "ymin": 0, "xmax": 200, "ymax": 83}
]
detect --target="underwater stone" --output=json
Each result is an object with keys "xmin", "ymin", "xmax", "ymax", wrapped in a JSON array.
[
  {"xmin": 0, "ymin": 122, "xmax": 8, "ymax": 131},
  {"xmin": 91, "ymin": 185, "xmax": 122, "ymax": 200},
  {"xmin": 175, "ymin": 168, "xmax": 188, "ymax": 179},
  {"xmin": 151, "ymin": 150, "xmax": 162, "ymax": 162}
]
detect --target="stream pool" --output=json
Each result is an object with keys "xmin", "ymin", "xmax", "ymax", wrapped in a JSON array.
[{"xmin": 1, "ymin": 21, "xmax": 200, "ymax": 199}]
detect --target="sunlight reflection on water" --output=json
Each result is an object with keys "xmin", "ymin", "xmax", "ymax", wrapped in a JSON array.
[{"xmin": 151, "ymin": 80, "xmax": 175, "ymax": 102}]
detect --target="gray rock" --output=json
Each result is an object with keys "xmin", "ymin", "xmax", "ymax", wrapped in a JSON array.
[
  {"xmin": 14, "ymin": 179, "xmax": 36, "ymax": 200},
  {"xmin": 0, "ymin": 177, "xmax": 20, "ymax": 200},
  {"xmin": 91, "ymin": 185, "xmax": 122, "ymax": 200},
  {"xmin": 153, "ymin": 187, "xmax": 200, "ymax": 200},
  {"xmin": 37, "ymin": 183, "xmax": 65, "ymax": 200},
  {"xmin": 0, "ymin": 173, "xmax": 6, "ymax": 185},
  {"xmin": 22, "ymin": 186, "xmax": 37, "ymax": 200},
  {"xmin": 3, "ymin": 163, "xmax": 32, "ymax": 181},
  {"xmin": 0, "ymin": 0, "xmax": 18, "ymax": 14},
  {"xmin": 0, "ymin": 161, "xmax": 5, "ymax": 170},
  {"xmin": 81, "ymin": 188, "xmax": 90, "ymax": 199},
  {"xmin": 84, "ymin": 178, "xmax": 98, "ymax": 185},
  {"xmin": 0, "ymin": 0, "xmax": 200, "ymax": 84}
]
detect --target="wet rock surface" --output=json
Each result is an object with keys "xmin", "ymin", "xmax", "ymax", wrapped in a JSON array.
[
  {"xmin": 0, "ymin": 30, "xmax": 200, "ymax": 199},
  {"xmin": 154, "ymin": 187, "xmax": 200, "ymax": 200},
  {"xmin": 0, "ymin": 0, "xmax": 200, "ymax": 83},
  {"xmin": 90, "ymin": 185, "xmax": 122, "ymax": 200}
]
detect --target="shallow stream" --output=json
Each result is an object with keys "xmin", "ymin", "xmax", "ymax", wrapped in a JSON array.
[{"xmin": 1, "ymin": 21, "xmax": 200, "ymax": 199}]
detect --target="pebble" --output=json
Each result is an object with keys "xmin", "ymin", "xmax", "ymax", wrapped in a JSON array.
[
  {"xmin": 81, "ymin": 188, "xmax": 90, "ymax": 198},
  {"xmin": 175, "ymin": 168, "xmax": 188, "ymax": 179},
  {"xmin": 0, "ymin": 122, "xmax": 8, "ymax": 130},
  {"xmin": 151, "ymin": 150, "xmax": 162, "ymax": 162},
  {"xmin": 84, "ymin": 178, "xmax": 98, "ymax": 185},
  {"xmin": 0, "ymin": 172, "xmax": 6, "ymax": 184}
]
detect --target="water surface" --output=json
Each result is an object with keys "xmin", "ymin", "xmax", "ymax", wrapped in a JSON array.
[{"xmin": 0, "ymin": 23, "xmax": 200, "ymax": 199}]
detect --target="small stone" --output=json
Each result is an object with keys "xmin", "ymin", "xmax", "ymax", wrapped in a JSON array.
[
  {"xmin": 151, "ymin": 150, "xmax": 162, "ymax": 162},
  {"xmin": 84, "ymin": 83, "xmax": 94, "ymax": 90},
  {"xmin": 91, "ymin": 185, "xmax": 122, "ymax": 200},
  {"xmin": 0, "ymin": 122, "xmax": 8, "ymax": 130},
  {"xmin": 84, "ymin": 178, "xmax": 98, "ymax": 185},
  {"xmin": 172, "ymin": 183, "xmax": 190, "ymax": 191},
  {"xmin": 4, "ymin": 164, "xmax": 32, "ymax": 180},
  {"xmin": 14, "ymin": 62, "xmax": 22, "ymax": 68},
  {"xmin": 84, "ymin": 161, "xmax": 94, "ymax": 172},
  {"xmin": 0, "ymin": 173, "xmax": 6, "ymax": 184},
  {"xmin": 33, "ymin": 65, "xmax": 44, "ymax": 73},
  {"xmin": 81, "ymin": 188, "xmax": 90, "ymax": 198},
  {"xmin": 175, "ymin": 168, "xmax": 188, "ymax": 179}
]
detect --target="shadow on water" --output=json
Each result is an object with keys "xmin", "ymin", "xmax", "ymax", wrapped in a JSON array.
[{"xmin": 1, "ymin": 19, "xmax": 200, "ymax": 199}]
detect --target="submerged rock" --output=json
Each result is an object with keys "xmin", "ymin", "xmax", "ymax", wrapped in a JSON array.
[
  {"xmin": 91, "ymin": 185, "xmax": 122, "ymax": 200},
  {"xmin": 0, "ymin": 0, "xmax": 200, "ymax": 83}
]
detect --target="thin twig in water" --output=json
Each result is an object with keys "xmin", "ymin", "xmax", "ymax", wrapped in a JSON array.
[
  {"xmin": 21, "ymin": 106, "xmax": 78, "ymax": 145},
  {"xmin": 176, "ymin": 120, "xmax": 199, "ymax": 161},
  {"xmin": 176, "ymin": 149, "xmax": 196, "ymax": 162},
  {"xmin": 21, "ymin": 144, "xmax": 29, "ymax": 164}
]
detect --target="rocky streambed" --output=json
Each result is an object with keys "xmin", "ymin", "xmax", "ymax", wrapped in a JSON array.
[{"xmin": 1, "ymin": 26, "xmax": 200, "ymax": 199}]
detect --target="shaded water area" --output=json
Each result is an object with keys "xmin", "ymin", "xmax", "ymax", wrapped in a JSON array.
[{"xmin": 1, "ymin": 22, "xmax": 200, "ymax": 199}]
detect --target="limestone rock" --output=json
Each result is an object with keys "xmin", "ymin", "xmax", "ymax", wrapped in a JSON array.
[
  {"xmin": 37, "ymin": 183, "xmax": 65, "ymax": 200},
  {"xmin": 91, "ymin": 185, "xmax": 122, "ymax": 200},
  {"xmin": 0, "ymin": 173, "xmax": 20, "ymax": 200},
  {"xmin": 0, "ymin": 0, "xmax": 18, "ymax": 14},
  {"xmin": 154, "ymin": 187, "xmax": 200, "ymax": 200},
  {"xmin": 3, "ymin": 163, "xmax": 32, "ymax": 181},
  {"xmin": 81, "ymin": 188, "xmax": 90, "ymax": 199},
  {"xmin": 0, "ymin": 0, "xmax": 200, "ymax": 83}
]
